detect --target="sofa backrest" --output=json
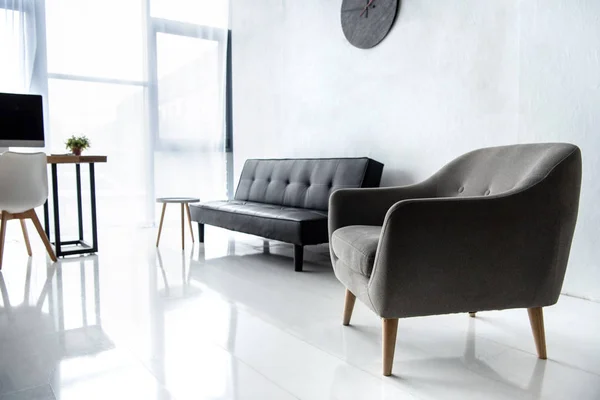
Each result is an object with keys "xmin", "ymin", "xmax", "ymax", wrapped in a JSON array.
[{"xmin": 235, "ymin": 158, "xmax": 383, "ymax": 211}]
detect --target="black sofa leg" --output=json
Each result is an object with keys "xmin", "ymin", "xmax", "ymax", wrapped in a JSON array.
[
  {"xmin": 198, "ymin": 223, "xmax": 205, "ymax": 243},
  {"xmin": 294, "ymin": 245, "xmax": 303, "ymax": 272}
]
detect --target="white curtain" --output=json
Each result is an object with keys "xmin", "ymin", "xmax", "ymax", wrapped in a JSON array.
[{"xmin": 0, "ymin": 0, "xmax": 36, "ymax": 93}]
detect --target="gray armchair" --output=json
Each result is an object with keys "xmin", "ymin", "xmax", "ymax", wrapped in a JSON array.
[{"xmin": 329, "ymin": 143, "xmax": 582, "ymax": 376}]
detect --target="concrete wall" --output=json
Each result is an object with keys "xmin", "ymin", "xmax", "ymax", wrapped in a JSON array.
[{"xmin": 231, "ymin": 0, "xmax": 600, "ymax": 300}]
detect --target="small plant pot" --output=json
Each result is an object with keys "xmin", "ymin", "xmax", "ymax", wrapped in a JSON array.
[{"xmin": 71, "ymin": 148, "xmax": 82, "ymax": 156}]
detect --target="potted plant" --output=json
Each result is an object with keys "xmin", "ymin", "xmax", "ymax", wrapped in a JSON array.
[{"xmin": 65, "ymin": 135, "xmax": 91, "ymax": 156}]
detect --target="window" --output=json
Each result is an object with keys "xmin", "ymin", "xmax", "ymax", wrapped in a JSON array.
[
  {"xmin": 17, "ymin": 0, "xmax": 233, "ymax": 227},
  {"xmin": 148, "ymin": 1, "xmax": 231, "ymax": 210}
]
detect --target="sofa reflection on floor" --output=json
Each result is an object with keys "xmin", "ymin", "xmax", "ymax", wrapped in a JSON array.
[{"xmin": 190, "ymin": 158, "xmax": 383, "ymax": 271}]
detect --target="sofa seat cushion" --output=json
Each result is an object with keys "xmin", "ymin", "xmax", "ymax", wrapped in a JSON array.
[
  {"xmin": 332, "ymin": 225, "xmax": 382, "ymax": 277},
  {"xmin": 189, "ymin": 200, "xmax": 329, "ymax": 245}
]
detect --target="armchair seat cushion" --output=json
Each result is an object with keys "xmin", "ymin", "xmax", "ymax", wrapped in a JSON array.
[{"xmin": 332, "ymin": 225, "xmax": 381, "ymax": 277}]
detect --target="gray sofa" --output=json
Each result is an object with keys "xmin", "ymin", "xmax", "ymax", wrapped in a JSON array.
[
  {"xmin": 190, "ymin": 158, "xmax": 384, "ymax": 271},
  {"xmin": 329, "ymin": 143, "xmax": 582, "ymax": 376}
]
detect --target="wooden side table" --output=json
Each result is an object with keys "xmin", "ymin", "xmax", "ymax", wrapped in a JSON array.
[{"xmin": 156, "ymin": 197, "xmax": 199, "ymax": 250}]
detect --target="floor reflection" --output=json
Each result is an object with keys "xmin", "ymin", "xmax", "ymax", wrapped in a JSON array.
[
  {"xmin": 0, "ymin": 256, "xmax": 103, "ymax": 340},
  {"xmin": 149, "ymin": 245, "xmax": 241, "ymax": 400},
  {"xmin": 1, "ymin": 227, "xmax": 598, "ymax": 400},
  {"xmin": 461, "ymin": 317, "xmax": 546, "ymax": 397},
  {"xmin": 156, "ymin": 247, "xmax": 198, "ymax": 299},
  {"xmin": 0, "ymin": 255, "xmax": 115, "ymax": 397}
]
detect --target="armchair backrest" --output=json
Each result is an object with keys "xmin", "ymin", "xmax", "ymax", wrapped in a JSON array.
[
  {"xmin": 235, "ymin": 158, "xmax": 384, "ymax": 211},
  {"xmin": 378, "ymin": 143, "xmax": 581, "ymax": 314},
  {"xmin": 0, "ymin": 152, "xmax": 48, "ymax": 213},
  {"xmin": 430, "ymin": 143, "xmax": 580, "ymax": 198}
]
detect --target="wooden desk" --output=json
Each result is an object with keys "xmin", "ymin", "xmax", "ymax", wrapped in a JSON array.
[
  {"xmin": 47, "ymin": 155, "xmax": 107, "ymax": 164},
  {"xmin": 44, "ymin": 155, "xmax": 107, "ymax": 257}
]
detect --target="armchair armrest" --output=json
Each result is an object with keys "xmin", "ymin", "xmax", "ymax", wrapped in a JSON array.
[
  {"xmin": 328, "ymin": 183, "xmax": 432, "ymax": 239},
  {"xmin": 368, "ymin": 191, "xmax": 576, "ymax": 318}
]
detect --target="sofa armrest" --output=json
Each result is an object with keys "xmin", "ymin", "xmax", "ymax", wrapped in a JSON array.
[
  {"xmin": 328, "ymin": 183, "xmax": 432, "ymax": 240},
  {"xmin": 368, "ymin": 191, "xmax": 574, "ymax": 318}
]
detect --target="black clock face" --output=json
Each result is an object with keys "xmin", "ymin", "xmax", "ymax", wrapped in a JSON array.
[{"xmin": 341, "ymin": 0, "xmax": 399, "ymax": 49}]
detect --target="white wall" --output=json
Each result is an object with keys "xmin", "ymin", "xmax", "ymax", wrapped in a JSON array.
[{"xmin": 231, "ymin": 0, "xmax": 600, "ymax": 301}]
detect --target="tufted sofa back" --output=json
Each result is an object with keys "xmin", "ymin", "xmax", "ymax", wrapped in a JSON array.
[
  {"xmin": 235, "ymin": 158, "xmax": 384, "ymax": 211},
  {"xmin": 430, "ymin": 143, "xmax": 579, "ymax": 198}
]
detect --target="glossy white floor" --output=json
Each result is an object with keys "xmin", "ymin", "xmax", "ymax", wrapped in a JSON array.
[{"xmin": 0, "ymin": 224, "xmax": 599, "ymax": 400}]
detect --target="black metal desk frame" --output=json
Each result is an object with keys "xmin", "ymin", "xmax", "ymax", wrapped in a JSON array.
[{"xmin": 44, "ymin": 157, "xmax": 103, "ymax": 257}]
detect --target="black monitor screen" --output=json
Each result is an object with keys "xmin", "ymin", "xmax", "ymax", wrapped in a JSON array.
[{"xmin": 0, "ymin": 92, "xmax": 45, "ymax": 146}]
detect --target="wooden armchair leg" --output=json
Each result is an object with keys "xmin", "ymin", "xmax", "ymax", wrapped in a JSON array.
[
  {"xmin": 528, "ymin": 307, "xmax": 547, "ymax": 359},
  {"xmin": 343, "ymin": 289, "xmax": 356, "ymax": 326},
  {"xmin": 382, "ymin": 318, "xmax": 399, "ymax": 376},
  {"xmin": 28, "ymin": 210, "xmax": 57, "ymax": 262},
  {"xmin": 20, "ymin": 220, "xmax": 32, "ymax": 257}
]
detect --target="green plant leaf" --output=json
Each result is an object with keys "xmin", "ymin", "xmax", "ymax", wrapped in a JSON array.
[{"xmin": 65, "ymin": 135, "xmax": 91, "ymax": 150}]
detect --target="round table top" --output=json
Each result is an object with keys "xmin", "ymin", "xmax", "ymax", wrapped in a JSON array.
[{"xmin": 156, "ymin": 197, "xmax": 200, "ymax": 204}]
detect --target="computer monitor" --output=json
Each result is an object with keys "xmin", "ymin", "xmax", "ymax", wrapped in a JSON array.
[{"xmin": 0, "ymin": 92, "xmax": 45, "ymax": 148}]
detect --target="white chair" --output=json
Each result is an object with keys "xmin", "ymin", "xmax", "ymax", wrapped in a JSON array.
[{"xmin": 0, "ymin": 152, "xmax": 57, "ymax": 269}]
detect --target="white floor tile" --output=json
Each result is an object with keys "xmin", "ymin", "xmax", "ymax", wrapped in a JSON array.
[{"xmin": 0, "ymin": 225, "xmax": 598, "ymax": 400}]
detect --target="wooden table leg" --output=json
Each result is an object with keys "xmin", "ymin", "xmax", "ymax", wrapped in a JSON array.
[
  {"xmin": 181, "ymin": 204, "xmax": 185, "ymax": 250},
  {"xmin": 185, "ymin": 204, "xmax": 195, "ymax": 242},
  {"xmin": 156, "ymin": 203, "xmax": 167, "ymax": 247}
]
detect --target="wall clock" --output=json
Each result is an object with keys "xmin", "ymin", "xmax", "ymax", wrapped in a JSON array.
[{"xmin": 341, "ymin": 0, "xmax": 400, "ymax": 49}]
